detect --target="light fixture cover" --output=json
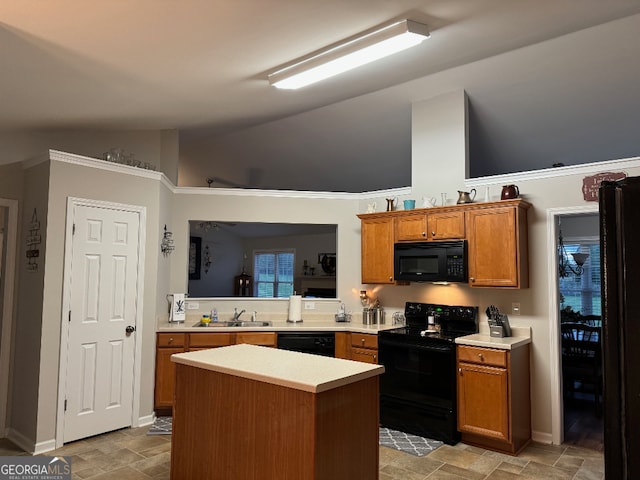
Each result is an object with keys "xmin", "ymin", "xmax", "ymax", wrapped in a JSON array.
[{"xmin": 269, "ymin": 19, "xmax": 430, "ymax": 90}]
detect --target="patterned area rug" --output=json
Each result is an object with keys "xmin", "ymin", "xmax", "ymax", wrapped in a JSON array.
[
  {"xmin": 379, "ymin": 427, "xmax": 443, "ymax": 457},
  {"xmin": 147, "ymin": 416, "xmax": 172, "ymax": 435},
  {"xmin": 149, "ymin": 417, "xmax": 442, "ymax": 456}
]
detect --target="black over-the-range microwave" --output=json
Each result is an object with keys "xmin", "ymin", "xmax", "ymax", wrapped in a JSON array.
[{"xmin": 394, "ymin": 240, "xmax": 468, "ymax": 283}]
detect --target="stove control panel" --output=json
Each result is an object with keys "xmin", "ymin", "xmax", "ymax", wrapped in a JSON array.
[{"xmin": 404, "ymin": 302, "xmax": 478, "ymax": 335}]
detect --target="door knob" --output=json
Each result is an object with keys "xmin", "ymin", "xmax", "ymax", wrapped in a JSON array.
[{"xmin": 126, "ymin": 325, "xmax": 136, "ymax": 334}]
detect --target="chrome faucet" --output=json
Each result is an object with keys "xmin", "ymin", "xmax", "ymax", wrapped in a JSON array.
[{"xmin": 233, "ymin": 308, "xmax": 245, "ymax": 321}]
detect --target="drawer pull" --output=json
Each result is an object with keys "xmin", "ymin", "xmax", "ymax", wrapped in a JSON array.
[
  {"xmin": 168, "ymin": 337, "xmax": 174, "ymax": 344},
  {"xmin": 478, "ymin": 353, "xmax": 484, "ymax": 360},
  {"xmin": 361, "ymin": 338, "xmax": 365, "ymax": 345}
]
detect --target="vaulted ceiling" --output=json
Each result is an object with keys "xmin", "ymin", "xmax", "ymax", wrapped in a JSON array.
[{"xmin": 2, "ymin": 1, "xmax": 640, "ymax": 191}]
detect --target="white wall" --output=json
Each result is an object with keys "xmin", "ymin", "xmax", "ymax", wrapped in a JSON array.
[
  {"xmin": 0, "ymin": 130, "xmax": 179, "ymax": 182},
  {"xmin": 169, "ymin": 190, "xmax": 362, "ymax": 309}
]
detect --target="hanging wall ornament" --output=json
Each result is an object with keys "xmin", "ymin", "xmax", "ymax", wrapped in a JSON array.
[{"xmin": 26, "ymin": 208, "xmax": 41, "ymax": 272}]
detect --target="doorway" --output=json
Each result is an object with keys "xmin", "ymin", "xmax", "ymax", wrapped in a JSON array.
[
  {"xmin": 56, "ymin": 198, "xmax": 146, "ymax": 448},
  {"xmin": 547, "ymin": 206, "xmax": 602, "ymax": 449},
  {"xmin": 557, "ymin": 212, "xmax": 603, "ymax": 451},
  {"xmin": 0, "ymin": 199, "xmax": 18, "ymax": 436}
]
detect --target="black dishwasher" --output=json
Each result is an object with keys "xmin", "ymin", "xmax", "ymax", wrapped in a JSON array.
[{"xmin": 277, "ymin": 332, "xmax": 335, "ymax": 356}]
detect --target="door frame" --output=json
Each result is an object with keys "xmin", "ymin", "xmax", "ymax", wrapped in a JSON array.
[
  {"xmin": 0, "ymin": 198, "xmax": 18, "ymax": 436},
  {"xmin": 56, "ymin": 197, "xmax": 146, "ymax": 449},
  {"xmin": 546, "ymin": 205, "xmax": 598, "ymax": 445}
]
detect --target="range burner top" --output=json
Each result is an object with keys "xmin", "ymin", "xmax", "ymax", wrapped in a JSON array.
[{"xmin": 383, "ymin": 302, "xmax": 479, "ymax": 342}]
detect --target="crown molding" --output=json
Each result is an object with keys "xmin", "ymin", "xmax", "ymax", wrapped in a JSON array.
[
  {"xmin": 43, "ymin": 149, "xmax": 638, "ymax": 198},
  {"xmin": 464, "ymin": 156, "xmax": 640, "ymax": 188}
]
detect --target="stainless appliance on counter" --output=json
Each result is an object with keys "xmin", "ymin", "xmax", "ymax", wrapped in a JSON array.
[{"xmin": 378, "ymin": 302, "xmax": 478, "ymax": 445}]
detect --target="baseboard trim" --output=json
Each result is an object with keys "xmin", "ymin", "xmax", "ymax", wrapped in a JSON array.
[
  {"xmin": 138, "ymin": 413, "xmax": 155, "ymax": 427},
  {"xmin": 8, "ymin": 428, "xmax": 57, "ymax": 454},
  {"xmin": 532, "ymin": 430, "xmax": 553, "ymax": 445}
]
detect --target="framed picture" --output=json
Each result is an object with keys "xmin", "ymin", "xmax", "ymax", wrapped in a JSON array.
[
  {"xmin": 189, "ymin": 236, "xmax": 201, "ymax": 280},
  {"xmin": 318, "ymin": 252, "xmax": 336, "ymax": 275}
]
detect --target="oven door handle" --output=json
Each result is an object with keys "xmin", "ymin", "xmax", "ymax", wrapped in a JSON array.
[{"xmin": 379, "ymin": 338, "xmax": 453, "ymax": 353}]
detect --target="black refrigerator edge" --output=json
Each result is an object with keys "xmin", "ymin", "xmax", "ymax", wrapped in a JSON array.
[{"xmin": 600, "ymin": 176, "xmax": 640, "ymax": 479}]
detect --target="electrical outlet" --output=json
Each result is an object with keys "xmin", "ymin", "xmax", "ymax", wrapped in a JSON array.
[
  {"xmin": 511, "ymin": 302, "xmax": 521, "ymax": 315},
  {"xmin": 187, "ymin": 302, "xmax": 199, "ymax": 310},
  {"xmin": 304, "ymin": 302, "xmax": 315, "ymax": 310}
]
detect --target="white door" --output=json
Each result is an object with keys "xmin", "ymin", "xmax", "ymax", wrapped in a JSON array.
[{"xmin": 63, "ymin": 204, "xmax": 141, "ymax": 443}]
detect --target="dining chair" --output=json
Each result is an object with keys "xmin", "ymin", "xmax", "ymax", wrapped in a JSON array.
[{"xmin": 561, "ymin": 322, "xmax": 603, "ymax": 415}]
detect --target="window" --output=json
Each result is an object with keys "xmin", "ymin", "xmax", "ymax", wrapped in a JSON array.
[
  {"xmin": 254, "ymin": 250, "xmax": 295, "ymax": 298},
  {"xmin": 559, "ymin": 240, "xmax": 601, "ymax": 316}
]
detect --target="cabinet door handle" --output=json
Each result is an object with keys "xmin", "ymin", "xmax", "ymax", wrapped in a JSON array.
[
  {"xmin": 469, "ymin": 277, "xmax": 475, "ymax": 282},
  {"xmin": 389, "ymin": 276, "xmax": 393, "ymax": 282},
  {"xmin": 373, "ymin": 354, "xmax": 377, "ymax": 362},
  {"xmin": 431, "ymin": 231, "xmax": 436, "ymax": 237},
  {"xmin": 421, "ymin": 232, "xmax": 426, "ymax": 237},
  {"xmin": 458, "ymin": 368, "xmax": 462, "ymax": 374}
]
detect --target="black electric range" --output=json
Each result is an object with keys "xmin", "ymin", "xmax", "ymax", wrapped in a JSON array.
[{"xmin": 378, "ymin": 302, "xmax": 478, "ymax": 444}]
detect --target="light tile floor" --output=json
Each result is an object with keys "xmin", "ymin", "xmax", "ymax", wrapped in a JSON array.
[{"xmin": 1, "ymin": 428, "xmax": 604, "ymax": 479}]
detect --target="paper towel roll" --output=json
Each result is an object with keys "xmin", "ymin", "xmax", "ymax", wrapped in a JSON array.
[{"xmin": 288, "ymin": 295, "xmax": 302, "ymax": 322}]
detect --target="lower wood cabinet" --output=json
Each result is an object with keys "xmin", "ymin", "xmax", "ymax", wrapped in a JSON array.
[
  {"xmin": 155, "ymin": 333, "xmax": 187, "ymax": 411},
  {"xmin": 186, "ymin": 332, "xmax": 234, "ymax": 351},
  {"xmin": 236, "ymin": 332, "xmax": 277, "ymax": 347},
  {"xmin": 157, "ymin": 330, "xmax": 379, "ymax": 412},
  {"xmin": 155, "ymin": 331, "xmax": 274, "ymax": 412},
  {"xmin": 335, "ymin": 332, "xmax": 378, "ymax": 364},
  {"xmin": 456, "ymin": 344, "xmax": 531, "ymax": 455}
]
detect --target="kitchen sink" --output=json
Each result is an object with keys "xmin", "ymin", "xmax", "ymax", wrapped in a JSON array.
[
  {"xmin": 192, "ymin": 320, "xmax": 273, "ymax": 328},
  {"xmin": 227, "ymin": 320, "xmax": 272, "ymax": 327}
]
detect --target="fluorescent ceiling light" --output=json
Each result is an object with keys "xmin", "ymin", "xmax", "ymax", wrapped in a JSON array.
[{"xmin": 268, "ymin": 19, "xmax": 430, "ymax": 90}]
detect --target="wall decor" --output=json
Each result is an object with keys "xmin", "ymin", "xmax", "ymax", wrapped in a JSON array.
[
  {"xmin": 203, "ymin": 244, "xmax": 212, "ymax": 274},
  {"xmin": 582, "ymin": 171, "xmax": 627, "ymax": 202},
  {"xmin": 161, "ymin": 224, "xmax": 175, "ymax": 256},
  {"xmin": 189, "ymin": 236, "xmax": 201, "ymax": 280},
  {"xmin": 318, "ymin": 252, "xmax": 336, "ymax": 275},
  {"xmin": 26, "ymin": 208, "xmax": 41, "ymax": 272}
]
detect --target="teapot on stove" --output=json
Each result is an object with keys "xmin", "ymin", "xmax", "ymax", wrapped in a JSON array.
[{"xmin": 456, "ymin": 189, "xmax": 476, "ymax": 204}]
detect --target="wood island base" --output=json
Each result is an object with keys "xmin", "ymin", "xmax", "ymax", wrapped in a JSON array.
[{"xmin": 170, "ymin": 348, "xmax": 381, "ymax": 480}]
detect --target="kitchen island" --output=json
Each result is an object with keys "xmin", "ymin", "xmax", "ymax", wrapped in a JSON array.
[{"xmin": 170, "ymin": 344, "xmax": 385, "ymax": 480}]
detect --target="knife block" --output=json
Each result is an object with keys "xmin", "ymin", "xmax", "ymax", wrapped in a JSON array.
[{"xmin": 490, "ymin": 325, "xmax": 505, "ymax": 338}]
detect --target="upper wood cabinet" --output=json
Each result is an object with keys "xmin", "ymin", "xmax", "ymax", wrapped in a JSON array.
[
  {"xmin": 359, "ymin": 216, "xmax": 395, "ymax": 284},
  {"xmin": 466, "ymin": 203, "xmax": 529, "ymax": 288},
  {"xmin": 395, "ymin": 211, "xmax": 465, "ymax": 241},
  {"xmin": 358, "ymin": 200, "xmax": 530, "ymax": 288}
]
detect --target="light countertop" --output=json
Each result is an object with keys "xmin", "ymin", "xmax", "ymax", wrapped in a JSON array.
[
  {"xmin": 158, "ymin": 319, "xmax": 402, "ymax": 334},
  {"xmin": 171, "ymin": 344, "xmax": 385, "ymax": 393},
  {"xmin": 455, "ymin": 326, "xmax": 532, "ymax": 350}
]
